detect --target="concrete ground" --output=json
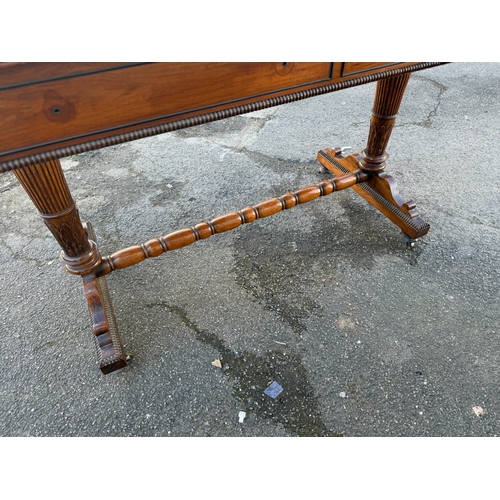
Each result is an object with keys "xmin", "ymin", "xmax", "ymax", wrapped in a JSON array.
[{"xmin": 1, "ymin": 62, "xmax": 499, "ymax": 437}]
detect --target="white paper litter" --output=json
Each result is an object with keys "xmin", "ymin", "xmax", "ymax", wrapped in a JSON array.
[{"xmin": 472, "ymin": 406, "xmax": 486, "ymax": 417}]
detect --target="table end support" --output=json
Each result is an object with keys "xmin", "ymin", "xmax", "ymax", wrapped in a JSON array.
[
  {"xmin": 13, "ymin": 159, "xmax": 128, "ymax": 374},
  {"xmin": 317, "ymin": 148, "xmax": 429, "ymax": 240}
]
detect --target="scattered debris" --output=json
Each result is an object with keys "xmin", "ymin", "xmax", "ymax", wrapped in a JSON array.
[
  {"xmin": 211, "ymin": 359, "xmax": 222, "ymax": 368},
  {"xmin": 264, "ymin": 381, "xmax": 283, "ymax": 399},
  {"xmin": 473, "ymin": 406, "xmax": 486, "ymax": 417},
  {"xmin": 339, "ymin": 392, "xmax": 346, "ymax": 398},
  {"xmin": 238, "ymin": 411, "xmax": 246, "ymax": 423},
  {"xmin": 274, "ymin": 341, "xmax": 287, "ymax": 346}
]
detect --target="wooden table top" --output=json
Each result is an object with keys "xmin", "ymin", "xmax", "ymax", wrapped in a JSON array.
[{"xmin": 0, "ymin": 62, "xmax": 445, "ymax": 172}]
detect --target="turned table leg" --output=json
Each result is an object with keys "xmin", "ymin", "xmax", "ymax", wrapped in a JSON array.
[
  {"xmin": 13, "ymin": 159, "xmax": 127, "ymax": 373},
  {"xmin": 317, "ymin": 73, "xmax": 430, "ymax": 240}
]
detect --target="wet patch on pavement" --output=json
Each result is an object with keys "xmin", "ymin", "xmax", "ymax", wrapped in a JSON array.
[{"xmin": 165, "ymin": 304, "xmax": 339, "ymax": 436}]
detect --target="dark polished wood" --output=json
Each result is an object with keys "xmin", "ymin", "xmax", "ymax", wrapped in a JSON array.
[
  {"xmin": 360, "ymin": 73, "xmax": 411, "ymax": 173},
  {"xmin": 0, "ymin": 62, "xmax": 447, "ymax": 373},
  {"xmin": 317, "ymin": 149, "xmax": 429, "ymax": 239},
  {"xmin": 317, "ymin": 73, "xmax": 430, "ymax": 239},
  {"xmin": 12, "ymin": 159, "xmax": 98, "ymax": 273},
  {"xmin": 12, "ymin": 158, "xmax": 127, "ymax": 372},
  {"xmin": 83, "ymin": 223, "xmax": 128, "ymax": 373},
  {"xmin": 0, "ymin": 62, "xmax": 444, "ymax": 172}
]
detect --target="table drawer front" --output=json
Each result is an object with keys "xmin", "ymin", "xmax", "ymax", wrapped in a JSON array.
[{"xmin": 339, "ymin": 62, "xmax": 418, "ymax": 78}]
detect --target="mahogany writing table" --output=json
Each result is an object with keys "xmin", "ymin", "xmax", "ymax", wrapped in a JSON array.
[{"xmin": 0, "ymin": 62, "xmax": 446, "ymax": 374}]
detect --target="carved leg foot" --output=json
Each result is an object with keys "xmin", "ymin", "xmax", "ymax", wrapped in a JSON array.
[
  {"xmin": 83, "ymin": 222, "xmax": 128, "ymax": 374},
  {"xmin": 317, "ymin": 148, "xmax": 429, "ymax": 239}
]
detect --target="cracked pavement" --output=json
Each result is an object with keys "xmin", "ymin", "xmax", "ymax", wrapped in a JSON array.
[{"xmin": 1, "ymin": 62, "xmax": 499, "ymax": 436}]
